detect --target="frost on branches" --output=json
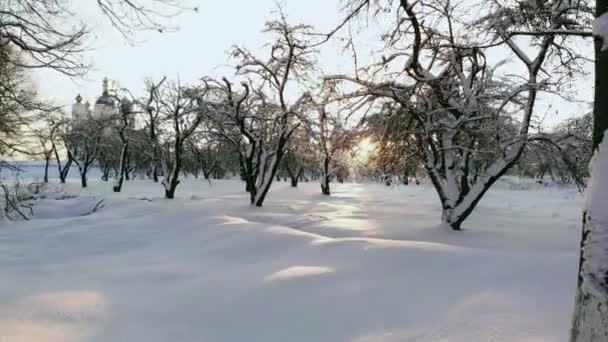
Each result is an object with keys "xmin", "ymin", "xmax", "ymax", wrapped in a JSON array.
[
  {"xmin": 202, "ymin": 13, "xmax": 316, "ymax": 207},
  {"xmin": 326, "ymin": 0, "xmax": 592, "ymax": 230}
]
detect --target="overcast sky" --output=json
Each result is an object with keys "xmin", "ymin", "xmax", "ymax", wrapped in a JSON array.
[{"xmin": 33, "ymin": 0, "xmax": 593, "ymax": 128}]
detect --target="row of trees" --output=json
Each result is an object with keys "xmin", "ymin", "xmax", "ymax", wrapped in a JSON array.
[{"xmin": 24, "ymin": 1, "xmax": 595, "ymax": 222}]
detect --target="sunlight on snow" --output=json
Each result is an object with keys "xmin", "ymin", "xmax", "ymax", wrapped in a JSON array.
[
  {"xmin": 0, "ymin": 290, "xmax": 108, "ymax": 342},
  {"xmin": 265, "ymin": 266, "xmax": 335, "ymax": 282},
  {"xmin": 220, "ymin": 215, "xmax": 250, "ymax": 225},
  {"xmin": 317, "ymin": 202, "xmax": 379, "ymax": 233}
]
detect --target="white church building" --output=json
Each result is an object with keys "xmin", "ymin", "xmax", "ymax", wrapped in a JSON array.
[{"xmin": 71, "ymin": 77, "xmax": 118, "ymax": 123}]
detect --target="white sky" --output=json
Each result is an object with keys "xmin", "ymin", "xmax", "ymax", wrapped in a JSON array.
[{"xmin": 32, "ymin": 0, "xmax": 593, "ymax": 128}]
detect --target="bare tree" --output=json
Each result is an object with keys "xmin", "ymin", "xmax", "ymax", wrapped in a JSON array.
[
  {"xmin": 325, "ymin": 0, "xmax": 592, "ymax": 230},
  {"xmin": 305, "ymin": 102, "xmax": 357, "ymax": 195},
  {"xmin": 0, "ymin": 45, "xmax": 58, "ymax": 159},
  {"xmin": 207, "ymin": 14, "xmax": 316, "ymax": 206},
  {"xmin": 32, "ymin": 112, "xmax": 64, "ymax": 183},
  {"xmin": 141, "ymin": 77, "xmax": 167, "ymax": 182},
  {"xmin": 282, "ymin": 126, "xmax": 315, "ymax": 188},
  {"xmin": 45, "ymin": 119, "xmax": 74, "ymax": 184},
  {"xmin": 184, "ymin": 133, "xmax": 220, "ymax": 181},
  {"xmin": 65, "ymin": 118, "xmax": 105, "ymax": 188},
  {"xmin": 111, "ymin": 96, "xmax": 136, "ymax": 192},
  {"xmin": 0, "ymin": 0, "xmax": 186, "ymax": 75},
  {"xmin": 157, "ymin": 80, "xmax": 205, "ymax": 199}
]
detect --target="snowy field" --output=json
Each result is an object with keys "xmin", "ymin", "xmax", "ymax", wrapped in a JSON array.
[{"xmin": 0, "ymin": 178, "xmax": 583, "ymax": 342}]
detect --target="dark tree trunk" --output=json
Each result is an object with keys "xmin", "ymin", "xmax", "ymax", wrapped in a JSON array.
[
  {"xmin": 43, "ymin": 158, "xmax": 50, "ymax": 183},
  {"xmin": 164, "ymin": 141, "xmax": 182, "ymax": 199},
  {"xmin": 152, "ymin": 162, "xmax": 159, "ymax": 182},
  {"xmin": 321, "ymin": 176, "xmax": 331, "ymax": 195},
  {"xmin": 80, "ymin": 167, "xmax": 88, "ymax": 188},
  {"xmin": 321, "ymin": 156, "xmax": 331, "ymax": 195},
  {"xmin": 57, "ymin": 155, "xmax": 72, "ymax": 184},
  {"xmin": 285, "ymin": 163, "xmax": 300, "ymax": 188},
  {"xmin": 385, "ymin": 175, "xmax": 392, "ymax": 186},
  {"xmin": 203, "ymin": 162, "xmax": 216, "ymax": 180},
  {"xmin": 102, "ymin": 167, "xmax": 110, "ymax": 181}
]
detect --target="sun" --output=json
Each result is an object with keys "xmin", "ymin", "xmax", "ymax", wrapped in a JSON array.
[{"xmin": 356, "ymin": 138, "xmax": 377, "ymax": 161}]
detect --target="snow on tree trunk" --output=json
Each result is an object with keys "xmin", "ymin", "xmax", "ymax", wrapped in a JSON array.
[
  {"xmin": 113, "ymin": 143, "xmax": 128, "ymax": 193},
  {"xmin": 254, "ymin": 152, "xmax": 282, "ymax": 207},
  {"xmin": 56, "ymin": 153, "xmax": 72, "ymax": 184},
  {"xmin": 571, "ymin": 6, "xmax": 608, "ymax": 339},
  {"xmin": 571, "ymin": 132, "xmax": 608, "ymax": 341}
]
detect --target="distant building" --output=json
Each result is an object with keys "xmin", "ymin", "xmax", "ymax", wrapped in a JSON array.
[
  {"xmin": 71, "ymin": 77, "xmax": 118, "ymax": 123},
  {"xmin": 93, "ymin": 78, "xmax": 117, "ymax": 120},
  {"xmin": 71, "ymin": 94, "xmax": 91, "ymax": 122}
]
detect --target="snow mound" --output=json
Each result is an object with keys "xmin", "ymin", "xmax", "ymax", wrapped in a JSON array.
[
  {"xmin": 32, "ymin": 195, "xmax": 104, "ymax": 219},
  {"xmin": 265, "ymin": 266, "xmax": 335, "ymax": 281},
  {"xmin": 0, "ymin": 290, "xmax": 108, "ymax": 342}
]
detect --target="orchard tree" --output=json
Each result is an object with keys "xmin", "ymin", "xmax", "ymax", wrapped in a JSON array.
[
  {"xmin": 207, "ymin": 14, "xmax": 317, "ymax": 206},
  {"xmin": 139, "ymin": 77, "xmax": 168, "ymax": 182},
  {"xmin": 111, "ymin": 96, "xmax": 136, "ymax": 192},
  {"xmin": 325, "ymin": 0, "xmax": 592, "ymax": 230},
  {"xmin": 283, "ymin": 127, "xmax": 316, "ymax": 188},
  {"xmin": 307, "ymin": 103, "xmax": 357, "ymax": 195},
  {"xmin": 157, "ymin": 80, "xmax": 206, "ymax": 199},
  {"xmin": 65, "ymin": 118, "xmax": 106, "ymax": 188}
]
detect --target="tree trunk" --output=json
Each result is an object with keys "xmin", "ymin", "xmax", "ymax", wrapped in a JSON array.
[
  {"xmin": 203, "ymin": 162, "xmax": 216, "ymax": 180},
  {"xmin": 113, "ymin": 143, "xmax": 128, "ymax": 193},
  {"xmin": 57, "ymin": 153, "xmax": 72, "ymax": 184},
  {"xmin": 321, "ymin": 157, "xmax": 331, "ymax": 195},
  {"xmin": 43, "ymin": 158, "xmax": 50, "ymax": 183},
  {"xmin": 124, "ymin": 152, "xmax": 131, "ymax": 181},
  {"xmin": 285, "ymin": 164, "xmax": 299, "ymax": 188},
  {"xmin": 163, "ymin": 141, "xmax": 182, "ymax": 199},
  {"xmin": 80, "ymin": 167, "xmax": 88, "ymax": 188},
  {"xmin": 59, "ymin": 161, "xmax": 70, "ymax": 184},
  {"xmin": 570, "ymin": 141, "xmax": 608, "ymax": 340},
  {"xmin": 152, "ymin": 162, "xmax": 159, "ymax": 182},
  {"xmin": 295, "ymin": 167, "xmax": 304, "ymax": 187},
  {"xmin": 254, "ymin": 141, "xmax": 289, "ymax": 207},
  {"xmin": 384, "ymin": 175, "xmax": 392, "ymax": 186},
  {"xmin": 254, "ymin": 155, "xmax": 282, "ymax": 207},
  {"xmin": 102, "ymin": 167, "xmax": 110, "ymax": 181},
  {"xmin": 570, "ymin": 3, "xmax": 608, "ymax": 339}
]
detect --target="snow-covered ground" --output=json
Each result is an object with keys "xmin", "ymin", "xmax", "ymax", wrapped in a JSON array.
[{"xmin": 0, "ymin": 178, "xmax": 582, "ymax": 342}]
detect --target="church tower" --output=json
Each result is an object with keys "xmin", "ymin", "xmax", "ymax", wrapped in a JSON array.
[
  {"xmin": 93, "ymin": 77, "xmax": 117, "ymax": 119},
  {"xmin": 71, "ymin": 94, "xmax": 91, "ymax": 122}
]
